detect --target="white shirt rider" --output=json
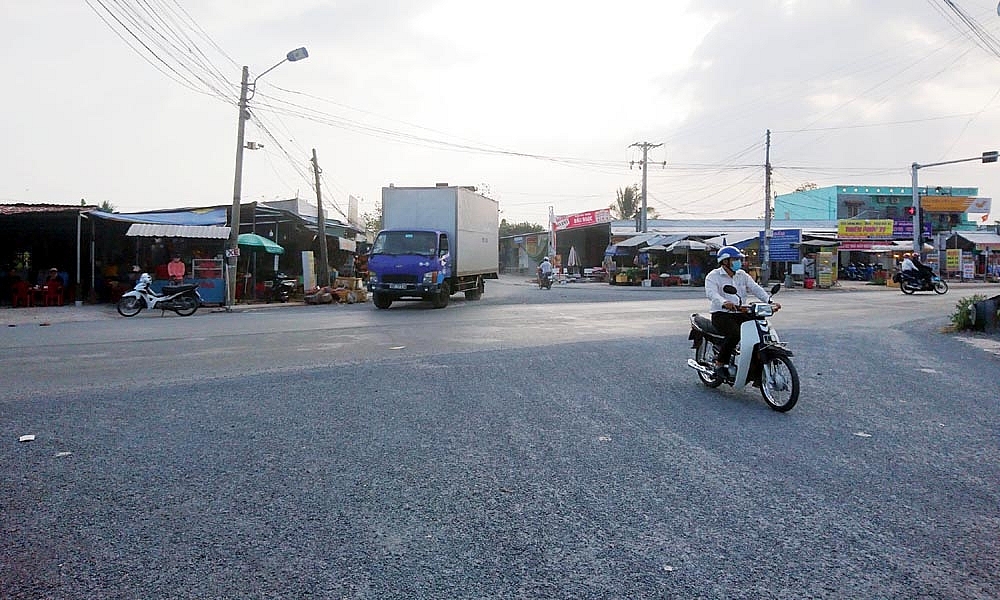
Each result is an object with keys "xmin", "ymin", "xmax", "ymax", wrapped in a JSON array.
[
  {"xmin": 705, "ymin": 260, "xmax": 771, "ymax": 313},
  {"xmin": 539, "ymin": 259, "xmax": 553, "ymax": 275}
]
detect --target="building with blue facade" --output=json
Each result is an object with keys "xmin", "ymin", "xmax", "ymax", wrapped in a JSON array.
[{"xmin": 774, "ymin": 184, "xmax": 980, "ymax": 233}]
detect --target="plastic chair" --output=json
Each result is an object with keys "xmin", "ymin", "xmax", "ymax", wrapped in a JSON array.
[
  {"xmin": 44, "ymin": 283, "xmax": 64, "ymax": 306},
  {"xmin": 12, "ymin": 280, "xmax": 32, "ymax": 307}
]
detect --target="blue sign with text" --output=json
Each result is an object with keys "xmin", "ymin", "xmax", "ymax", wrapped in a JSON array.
[{"xmin": 760, "ymin": 229, "xmax": 802, "ymax": 261}]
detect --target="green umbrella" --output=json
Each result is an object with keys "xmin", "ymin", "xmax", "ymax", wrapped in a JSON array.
[{"xmin": 238, "ymin": 233, "xmax": 284, "ymax": 255}]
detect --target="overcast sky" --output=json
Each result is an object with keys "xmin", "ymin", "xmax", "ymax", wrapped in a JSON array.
[{"xmin": 4, "ymin": 0, "xmax": 1000, "ymax": 226}]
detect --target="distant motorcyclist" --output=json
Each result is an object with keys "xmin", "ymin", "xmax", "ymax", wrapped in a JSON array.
[
  {"xmin": 537, "ymin": 257, "xmax": 553, "ymax": 288},
  {"xmin": 705, "ymin": 246, "xmax": 780, "ymax": 378},
  {"xmin": 911, "ymin": 253, "xmax": 934, "ymax": 285},
  {"xmin": 900, "ymin": 253, "xmax": 923, "ymax": 285}
]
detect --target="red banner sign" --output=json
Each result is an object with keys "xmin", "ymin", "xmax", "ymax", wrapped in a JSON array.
[{"xmin": 553, "ymin": 208, "xmax": 612, "ymax": 231}]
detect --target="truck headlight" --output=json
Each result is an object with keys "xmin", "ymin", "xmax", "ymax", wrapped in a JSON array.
[
  {"xmin": 423, "ymin": 271, "xmax": 438, "ymax": 285},
  {"xmin": 369, "ymin": 272, "xmax": 378, "ymax": 283}
]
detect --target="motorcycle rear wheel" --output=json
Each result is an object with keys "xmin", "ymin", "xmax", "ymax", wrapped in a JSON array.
[
  {"xmin": 173, "ymin": 295, "xmax": 198, "ymax": 316},
  {"xmin": 695, "ymin": 339, "xmax": 723, "ymax": 388},
  {"xmin": 900, "ymin": 281, "xmax": 916, "ymax": 295},
  {"xmin": 933, "ymin": 280, "xmax": 949, "ymax": 294},
  {"xmin": 760, "ymin": 355, "xmax": 799, "ymax": 412},
  {"xmin": 117, "ymin": 296, "xmax": 142, "ymax": 317}
]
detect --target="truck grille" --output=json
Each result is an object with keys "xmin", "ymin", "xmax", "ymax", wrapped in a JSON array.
[{"xmin": 381, "ymin": 274, "xmax": 418, "ymax": 284}]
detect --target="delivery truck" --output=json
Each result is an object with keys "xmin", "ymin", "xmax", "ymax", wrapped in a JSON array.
[{"xmin": 368, "ymin": 184, "xmax": 499, "ymax": 309}]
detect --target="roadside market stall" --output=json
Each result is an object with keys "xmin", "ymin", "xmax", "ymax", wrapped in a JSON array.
[{"xmin": 124, "ymin": 224, "xmax": 231, "ymax": 304}]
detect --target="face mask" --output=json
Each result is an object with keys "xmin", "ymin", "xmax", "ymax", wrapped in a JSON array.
[{"xmin": 730, "ymin": 260, "xmax": 742, "ymax": 271}]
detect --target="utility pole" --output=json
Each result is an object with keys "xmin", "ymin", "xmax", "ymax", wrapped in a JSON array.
[
  {"xmin": 224, "ymin": 48, "xmax": 309, "ymax": 311},
  {"xmin": 225, "ymin": 65, "xmax": 250, "ymax": 310},
  {"xmin": 629, "ymin": 142, "xmax": 664, "ymax": 233},
  {"xmin": 312, "ymin": 148, "xmax": 330, "ymax": 287},
  {"xmin": 762, "ymin": 129, "xmax": 773, "ymax": 283}
]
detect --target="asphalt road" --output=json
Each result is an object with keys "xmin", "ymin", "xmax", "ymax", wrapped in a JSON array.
[{"xmin": 2, "ymin": 277, "xmax": 999, "ymax": 598}]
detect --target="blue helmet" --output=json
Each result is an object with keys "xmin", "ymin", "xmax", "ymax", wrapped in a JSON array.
[{"xmin": 716, "ymin": 246, "xmax": 744, "ymax": 262}]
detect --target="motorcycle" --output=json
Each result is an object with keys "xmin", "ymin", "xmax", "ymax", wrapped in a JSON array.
[
  {"xmin": 686, "ymin": 283, "xmax": 800, "ymax": 412},
  {"xmin": 268, "ymin": 272, "xmax": 297, "ymax": 302},
  {"xmin": 894, "ymin": 271, "xmax": 948, "ymax": 295},
  {"xmin": 117, "ymin": 273, "xmax": 201, "ymax": 317},
  {"xmin": 538, "ymin": 270, "xmax": 554, "ymax": 290}
]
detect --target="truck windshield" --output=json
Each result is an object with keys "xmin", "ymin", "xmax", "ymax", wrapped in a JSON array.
[{"xmin": 371, "ymin": 231, "xmax": 439, "ymax": 257}]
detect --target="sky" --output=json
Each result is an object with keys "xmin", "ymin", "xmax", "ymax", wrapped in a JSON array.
[{"xmin": 3, "ymin": 0, "xmax": 1000, "ymax": 228}]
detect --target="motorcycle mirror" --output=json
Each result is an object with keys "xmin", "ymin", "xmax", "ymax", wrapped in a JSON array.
[
  {"xmin": 770, "ymin": 283, "xmax": 781, "ymax": 295},
  {"xmin": 723, "ymin": 284, "xmax": 738, "ymax": 295}
]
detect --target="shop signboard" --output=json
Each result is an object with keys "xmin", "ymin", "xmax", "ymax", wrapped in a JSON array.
[
  {"xmin": 552, "ymin": 208, "xmax": 612, "ymax": 231},
  {"xmin": 817, "ymin": 251, "xmax": 835, "ymax": 288},
  {"xmin": 946, "ymin": 249, "xmax": 961, "ymax": 272},
  {"xmin": 891, "ymin": 219, "xmax": 933, "ymax": 240},
  {"xmin": 963, "ymin": 260, "xmax": 975, "ymax": 280},
  {"xmin": 760, "ymin": 228, "xmax": 801, "ymax": 261},
  {"xmin": 919, "ymin": 196, "xmax": 991, "ymax": 213},
  {"xmin": 838, "ymin": 219, "xmax": 894, "ymax": 239}
]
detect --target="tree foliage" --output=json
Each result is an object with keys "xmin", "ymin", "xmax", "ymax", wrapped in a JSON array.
[
  {"xmin": 610, "ymin": 185, "xmax": 658, "ymax": 220},
  {"xmin": 499, "ymin": 219, "xmax": 545, "ymax": 236},
  {"xmin": 361, "ymin": 203, "xmax": 382, "ymax": 238}
]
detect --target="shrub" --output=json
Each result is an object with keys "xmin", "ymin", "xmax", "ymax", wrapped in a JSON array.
[{"xmin": 951, "ymin": 294, "xmax": 987, "ymax": 330}]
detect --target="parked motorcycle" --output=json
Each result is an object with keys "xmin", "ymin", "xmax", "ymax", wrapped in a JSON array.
[
  {"xmin": 269, "ymin": 272, "xmax": 297, "ymax": 302},
  {"xmin": 894, "ymin": 271, "xmax": 948, "ymax": 295},
  {"xmin": 117, "ymin": 273, "xmax": 201, "ymax": 317},
  {"xmin": 686, "ymin": 283, "xmax": 800, "ymax": 412}
]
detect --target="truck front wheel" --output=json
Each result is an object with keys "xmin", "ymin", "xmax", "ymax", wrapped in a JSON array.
[
  {"xmin": 373, "ymin": 292, "xmax": 392, "ymax": 309},
  {"xmin": 431, "ymin": 281, "xmax": 450, "ymax": 308}
]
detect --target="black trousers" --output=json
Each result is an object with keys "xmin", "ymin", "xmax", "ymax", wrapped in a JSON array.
[{"xmin": 711, "ymin": 311, "xmax": 754, "ymax": 364}]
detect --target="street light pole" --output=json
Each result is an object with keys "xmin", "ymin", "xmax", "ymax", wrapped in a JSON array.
[
  {"xmin": 225, "ymin": 48, "xmax": 309, "ymax": 311},
  {"xmin": 226, "ymin": 66, "xmax": 250, "ymax": 310},
  {"xmin": 909, "ymin": 151, "xmax": 997, "ymax": 257}
]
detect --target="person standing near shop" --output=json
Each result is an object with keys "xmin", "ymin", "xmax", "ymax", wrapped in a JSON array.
[
  {"xmin": 167, "ymin": 255, "xmax": 186, "ymax": 283},
  {"xmin": 705, "ymin": 246, "xmax": 780, "ymax": 378}
]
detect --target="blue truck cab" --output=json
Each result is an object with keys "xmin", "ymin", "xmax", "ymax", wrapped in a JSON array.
[{"xmin": 368, "ymin": 229, "xmax": 453, "ymax": 308}]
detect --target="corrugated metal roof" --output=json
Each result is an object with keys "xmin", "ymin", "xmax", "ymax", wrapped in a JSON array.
[
  {"xmin": 0, "ymin": 203, "xmax": 96, "ymax": 215},
  {"xmin": 125, "ymin": 224, "xmax": 231, "ymax": 239},
  {"xmin": 956, "ymin": 232, "xmax": 1000, "ymax": 248}
]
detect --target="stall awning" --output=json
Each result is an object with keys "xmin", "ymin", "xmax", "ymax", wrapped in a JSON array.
[
  {"xmin": 615, "ymin": 233, "xmax": 663, "ymax": 247},
  {"xmin": 90, "ymin": 207, "xmax": 229, "ymax": 225},
  {"xmin": 125, "ymin": 224, "xmax": 231, "ymax": 239},
  {"xmin": 953, "ymin": 232, "xmax": 1000, "ymax": 250}
]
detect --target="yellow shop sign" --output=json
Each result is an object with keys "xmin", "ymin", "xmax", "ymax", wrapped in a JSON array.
[{"xmin": 837, "ymin": 219, "xmax": 894, "ymax": 239}]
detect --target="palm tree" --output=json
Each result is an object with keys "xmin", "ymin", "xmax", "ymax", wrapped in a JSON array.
[{"xmin": 610, "ymin": 185, "xmax": 658, "ymax": 220}]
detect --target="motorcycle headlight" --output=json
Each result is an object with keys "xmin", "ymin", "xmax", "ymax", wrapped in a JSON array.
[
  {"xmin": 754, "ymin": 303, "xmax": 774, "ymax": 318},
  {"xmin": 423, "ymin": 271, "xmax": 439, "ymax": 285}
]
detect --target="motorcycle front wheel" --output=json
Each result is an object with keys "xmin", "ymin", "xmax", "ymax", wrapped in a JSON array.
[
  {"xmin": 117, "ymin": 296, "xmax": 142, "ymax": 317},
  {"xmin": 173, "ymin": 295, "xmax": 199, "ymax": 316},
  {"xmin": 933, "ymin": 280, "xmax": 949, "ymax": 294},
  {"xmin": 760, "ymin": 355, "xmax": 799, "ymax": 412},
  {"xmin": 695, "ymin": 339, "xmax": 723, "ymax": 388}
]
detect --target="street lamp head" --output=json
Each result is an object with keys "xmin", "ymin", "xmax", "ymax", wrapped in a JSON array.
[{"xmin": 287, "ymin": 47, "xmax": 309, "ymax": 62}]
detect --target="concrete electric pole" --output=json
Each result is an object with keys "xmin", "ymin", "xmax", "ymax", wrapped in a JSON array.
[
  {"xmin": 629, "ymin": 142, "xmax": 664, "ymax": 233},
  {"xmin": 762, "ymin": 129, "xmax": 773, "ymax": 283},
  {"xmin": 225, "ymin": 65, "xmax": 250, "ymax": 310},
  {"xmin": 225, "ymin": 48, "xmax": 309, "ymax": 311},
  {"xmin": 312, "ymin": 148, "xmax": 330, "ymax": 288}
]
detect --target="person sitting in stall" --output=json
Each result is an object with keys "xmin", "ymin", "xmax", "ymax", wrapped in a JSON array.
[
  {"xmin": 167, "ymin": 255, "xmax": 186, "ymax": 283},
  {"xmin": 45, "ymin": 267, "xmax": 63, "ymax": 288}
]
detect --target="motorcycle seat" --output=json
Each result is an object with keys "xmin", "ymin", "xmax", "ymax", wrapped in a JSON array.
[
  {"xmin": 162, "ymin": 284, "xmax": 198, "ymax": 294},
  {"xmin": 692, "ymin": 314, "xmax": 724, "ymax": 338}
]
